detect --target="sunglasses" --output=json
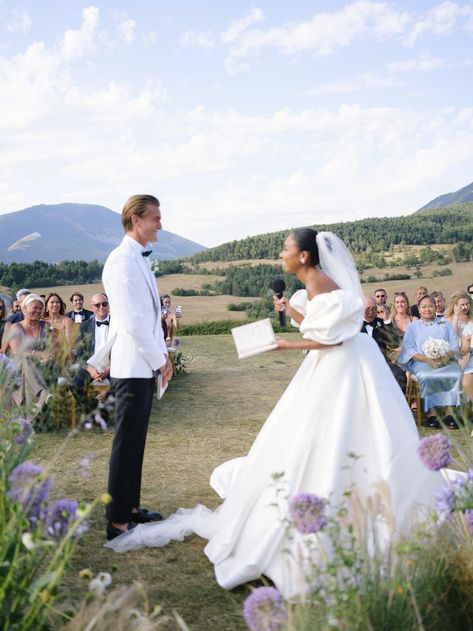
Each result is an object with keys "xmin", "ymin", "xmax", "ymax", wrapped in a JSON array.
[{"xmin": 92, "ymin": 302, "xmax": 109, "ymax": 308}]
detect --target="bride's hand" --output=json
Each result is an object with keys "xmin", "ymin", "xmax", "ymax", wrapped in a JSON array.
[
  {"xmin": 273, "ymin": 296, "xmax": 288, "ymax": 312},
  {"xmin": 273, "ymin": 337, "xmax": 293, "ymax": 350}
]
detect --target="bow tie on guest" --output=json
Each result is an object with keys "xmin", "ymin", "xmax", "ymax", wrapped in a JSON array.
[
  {"xmin": 75, "ymin": 309, "xmax": 84, "ymax": 315},
  {"xmin": 96, "ymin": 320, "xmax": 109, "ymax": 327},
  {"xmin": 141, "ymin": 250, "xmax": 152, "ymax": 257}
]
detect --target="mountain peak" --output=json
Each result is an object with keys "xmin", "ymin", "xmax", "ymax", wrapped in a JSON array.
[
  {"xmin": 417, "ymin": 180, "xmax": 473, "ymax": 212},
  {"xmin": 0, "ymin": 203, "xmax": 206, "ymax": 263}
]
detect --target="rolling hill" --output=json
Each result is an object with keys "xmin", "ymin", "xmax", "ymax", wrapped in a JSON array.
[{"xmin": 0, "ymin": 203, "xmax": 206, "ymax": 263}]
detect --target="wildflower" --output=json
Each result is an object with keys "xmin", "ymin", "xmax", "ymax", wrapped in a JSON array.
[
  {"xmin": 243, "ymin": 587, "xmax": 287, "ymax": 631},
  {"xmin": 417, "ymin": 433, "xmax": 451, "ymax": 471},
  {"xmin": 11, "ymin": 416, "xmax": 34, "ymax": 445},
  {"xmin": 94, "ymin": 412, "xmax": 108, "ymax": 431},
  {"xmin": 46, "ymin": 498, "xmax": 89, "ymax": 540},
  {"xmin": 464, "ymin": 510, "xmax": 473, "ymax": 535},
  {"xmin": 435, "ymin": 486, "xmax": 456, "ymax": 518},
  {"xmin": 289, "ymin": 493, "xmax": 328, "ymax": 534},
  {"xmin": 101, "ymin": 492, "xmax": 112, "ymax": 505},
  {"xmin": 89, "ymin": 571, "xmax": 112, "ymax": 596},
  {"xmin": 79, "ymin": 451, "xmax": 96, "ymax": 479},
  {"xmin": 172, "ymin": 337, "xmax": 181, "ymax": 347},
  {"xmin": 79, "ymin": 568, "xmax": 93, "ymax": 580},
  {"xmin": 8, "ymin": 462, "xmax": 51, "ymax": 526},
  {"xmin": 21, "ymin": 532, "xmax": 38, "ymax": 550}
]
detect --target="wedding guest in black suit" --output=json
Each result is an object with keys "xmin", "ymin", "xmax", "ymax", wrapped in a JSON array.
[
  {"xmin": 361, "ymin": 295, "xmax": 406, "ymax": 391},
  {"xmin": 410, "ymin": 286, "xmax": 428, "ymax": 319},
  {"xmin": 374, "ymin": 288, "xmax": 388, "ymax": 306},
  {"xmin": 70, "ymin": 293, "xmax": 111, "ymax": 403},
  {"xmin": 431, "ymin": 290, "xmax": 446, "ymax": 317},
  {"xmin": 0, "ymin": 298, "xmax": 7, "ymax": 347},
  {"xmin": 66, "ymin": 292, "xmax": 93, "ymax": 323},
  {"xmin": 7, "ymin": 288, "xmax": 31, "ymax": 324}
]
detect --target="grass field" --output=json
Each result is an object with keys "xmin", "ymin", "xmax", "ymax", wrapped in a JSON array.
[{"xmin": 32, "ymin": 333, "xmax": 473, "ymax": 629}]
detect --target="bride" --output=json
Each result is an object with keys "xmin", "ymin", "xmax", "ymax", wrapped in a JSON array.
[{"xmin": 106, "ymin": 229, "xmax": 445, "ymax": 599}]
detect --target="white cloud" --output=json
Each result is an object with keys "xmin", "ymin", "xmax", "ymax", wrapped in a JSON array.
[
  {"xmin": 117, "ymin": 16, "xmax": 136, "ymax": 44},
  {"xmin": 221, "ymin": 8, "xmax": 265, "ymax": 43},
  {"xmin": 388, "ymin": 51, "xmax": 446, "ymax": 72},
  {"xmin": 144, "ymin": 31, "xmax": 157, "ymax": 46},
  {"xmin": 309, "ymin": 72, "xmax": 404, "ymax": 95},
  {"xmin": 223, "ymin": 1, "xmax": 409, "ymax": 70},
  {"xmin": 179, "ymin": 31, "xmax": 214, "ymax": 49},
  {"xmin": 407, "ymin": 1, "xmax": 473, "ymax": 45},
  {"xmin": 6, "ymin": 8, "xmax": 32, "ymax": 34},
  {"xmin": 60, "ymin": 5, "xmax": 99, "ymax": 60}
]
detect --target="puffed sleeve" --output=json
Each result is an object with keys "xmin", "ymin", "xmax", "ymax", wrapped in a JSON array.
[
  {"xmin": 299, "ymin": 290, "xmax": 363, "ymax": 344},
  {"xmin": 289, "ymin": 289, "xmax": 307, "ymax": 329}
]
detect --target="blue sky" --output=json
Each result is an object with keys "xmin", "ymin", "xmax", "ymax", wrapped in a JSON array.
[{"xmin": 0, "ymin": 1, "xmax": 472, "ymax": 246}]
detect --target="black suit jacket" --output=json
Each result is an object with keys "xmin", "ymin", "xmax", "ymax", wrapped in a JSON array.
[
  {"xmin": 66, "ymin": 308, "xmax": 93, "ymax": 322},
  {"xmin": 361, "ymin": 318, "xmax": 387, "ymax": 355},
  {"xmin": 75, "ymin": 316, "xmax": 96, "ymax": 361}
]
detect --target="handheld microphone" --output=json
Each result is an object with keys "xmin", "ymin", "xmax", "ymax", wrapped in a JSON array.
[{"xmin": 271, "ymin": 278, "xmax": 286, "ymax": 327}]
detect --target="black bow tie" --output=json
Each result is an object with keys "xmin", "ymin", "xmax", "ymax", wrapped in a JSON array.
[
  {"xmin": 142, "ymin": 250, "xmax": 152, "ymax": 257},
  {"xmin": 96, "ymin": 320, "xmax": 109, "ymax": 327}
]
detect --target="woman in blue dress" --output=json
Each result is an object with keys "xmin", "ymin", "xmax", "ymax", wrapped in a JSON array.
[{"xmin": 399, "ymin": 294, "xmax": 462, "ymax": 429}]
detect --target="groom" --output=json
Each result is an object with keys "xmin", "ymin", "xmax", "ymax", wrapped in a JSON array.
[{"xmin": 102, "ymin": 194, "xmax": 173, "ymax": 540}]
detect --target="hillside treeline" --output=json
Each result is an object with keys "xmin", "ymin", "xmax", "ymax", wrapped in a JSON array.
[
  {"xmin": 188, "ymin": 203, "xmax": 473, "ymax": 263},
  {"xmin": 0, "ymin": 260, "xmax": 103, "ymax": 290}
]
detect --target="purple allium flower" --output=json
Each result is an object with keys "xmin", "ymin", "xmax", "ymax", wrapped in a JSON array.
[
  {"xmin": 46, "ymin": 498, "xmax": 88, "ymax": 540},
  {"xmin": 289, "ymin": 493, "xmax": 328, "ymax": 534},
  {"xmin": 0, "ymin": 353, "xmax": 21, "ymax": 385},
  {"xmin": 435, "ymin": 486, "xmax": 456, "ymax": 518},
  {"xmin": 11, "ymin": 416, "xmax": 34, "ymax": 445},
  {"xmin": 243, "ymin": 587, "xmax": 287, "ymax": 631},
  {"xmin": 464, "ymin": 510, "xmax": 473, "ymax": 535},
  {"xmin": 8, "ymin": 462, "xmax": 51, "ymax": 526},
  {"xmin": 417, "ymin": 433, "xmax": 451, "ymax": 471},
  {"xmin": 172, "ymin": 337, "xmax": 181, "ymax": 347}
]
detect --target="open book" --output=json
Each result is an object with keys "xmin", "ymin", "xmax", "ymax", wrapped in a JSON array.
[{"xmin": 231, "ymin": 318, "xmax": 278, "ymax": 359}]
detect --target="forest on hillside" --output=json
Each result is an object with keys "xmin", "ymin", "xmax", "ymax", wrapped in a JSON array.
[
  {"xmin": 188, "ymin": 203, "xmax": 473, "ymax": 264},
  {"xmin": 2, "ymin": 203, "xmax": 473, "ymax": 291}
]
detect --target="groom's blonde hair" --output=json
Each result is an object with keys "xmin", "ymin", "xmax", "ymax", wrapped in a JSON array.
[{"xmin": 122, "ymin": 194, "xmax": 160, "ymax": 232}]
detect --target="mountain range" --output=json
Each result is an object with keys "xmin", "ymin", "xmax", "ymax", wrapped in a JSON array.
[
  {"xmin": 417, "ymin": 180, "xmax": 473, "ymax": 212},
  {"xmin": 0, "ymin": 203, "xmax": 206, "ymax": 264},
  {"xmin": 0, "ymin": 181, "xmax": 472, "ymax": 264}
]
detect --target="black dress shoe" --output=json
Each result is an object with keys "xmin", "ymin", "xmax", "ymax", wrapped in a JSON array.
[
  {"xmin": 106, "ymin": 521, "xmax": 136, "ymax": 541},
  {"xmin": 132, "ymin": 507, "xmax": 163, "ymax": 523},
  {"xmin": 444, "ymin": 415, "xmax": 459, "ymax": 430},
  {"xmin": 422, "ymin": 416, "xmax": 441, "ymax": 429}
]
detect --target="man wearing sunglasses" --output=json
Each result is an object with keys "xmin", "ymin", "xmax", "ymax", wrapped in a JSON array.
[{"xmin": 70, "ymin": 293, "xmax": 112, "ymax": 400}]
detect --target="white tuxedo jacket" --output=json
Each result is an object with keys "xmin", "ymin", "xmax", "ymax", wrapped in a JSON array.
[{"xmin": 100, "ymin": 234, "xmax": 168, "ymax": 379}]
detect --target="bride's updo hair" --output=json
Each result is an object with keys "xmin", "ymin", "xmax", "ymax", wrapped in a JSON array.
[{"xmin": 291, "ymin": 228, "xmax": 320, "ymax": 267}]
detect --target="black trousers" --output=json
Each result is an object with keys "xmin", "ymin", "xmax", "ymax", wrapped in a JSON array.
[{"xmin": 106, "ymin": 377, "xmax": 155, "ymax": 523}]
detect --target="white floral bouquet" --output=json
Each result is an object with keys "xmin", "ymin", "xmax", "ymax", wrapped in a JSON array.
[{"xmin": 422, "ymin": 337, "xmax": 450, "ymax": 360}]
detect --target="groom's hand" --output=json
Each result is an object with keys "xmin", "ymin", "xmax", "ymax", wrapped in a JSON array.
[{"xmin": 158, "ymin": 356, "xmax": 173, "ymax": 387}]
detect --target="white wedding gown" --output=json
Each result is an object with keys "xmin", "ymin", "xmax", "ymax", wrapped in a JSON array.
[{"xmin": 106, "ymin": 289, "xmax": 445, "ymax": 599}]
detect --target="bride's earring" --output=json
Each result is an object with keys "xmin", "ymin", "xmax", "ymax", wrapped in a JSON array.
[{"xmin": 300, "ymin": 258, "xmax": 306, "ymax": 264}]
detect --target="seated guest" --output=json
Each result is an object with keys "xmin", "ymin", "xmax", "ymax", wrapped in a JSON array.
[
  {"xmin": 7, "ymin": 288, "xmax": 31, "ymax": 324},
  {"xmin": 70, "ymin": 293, "xmax": 111, "ymax": 408},
  {"xmin": 8, "ymin": 294, "xmax": 56, "ymax": 415},
  {"xmin": 0, "ymin": 298, "xmax": 6, "ymax": 349},
  {"xmin": 410, "ymin": 286, "xmax": 428, "ymax": 319},
  {"xmin": 11, "ymin": 298, "xmax": 21, "ymax": 314},
  {"xmin": 161, "ymin": 294, "xmax": 179, "ymax": 345},
  {"xmin": 399, "ymin": 294, "xmax": 462, "ymax": 429},
  {"xmin": 385, "ymin": 291, "xmax": 418, "ymax": 364},
  {"xmin": 377, "ymin": 304, "xmax": 391, "ymax": 323},
  {"xmin": 446, "ymin": 290, "xmax": 473, "ymax": 336},
  {"xmin": 361, "ymin": 296, "xmax": 407, "ymax": 391},
  {"xmin": 374, "ymin": 288, "xmax": 388, "ymax": 306},
  {"xmin": 66, "ymin": 292, "xmax": 93, "ymax": 323},
  {"xmin": 44, "ymin": 292, "xmax": 73, "ymax": 344},
  {"xmin": 431, "ymin": 290, "xmax": 446, "ymax": 317},
  {"xmin": 459, "ymin": 321, "xmax": 473, "ymax": 404}
]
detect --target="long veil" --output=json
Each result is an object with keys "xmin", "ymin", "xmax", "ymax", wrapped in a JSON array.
[{"xmin": 316, "ymin": 231, "xmax": 363, "ymax": 299}]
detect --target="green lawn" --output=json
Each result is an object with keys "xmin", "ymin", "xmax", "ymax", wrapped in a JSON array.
[{"xmin": 32, "ymin": 333, "xmax": 473, "ymax": 629}]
